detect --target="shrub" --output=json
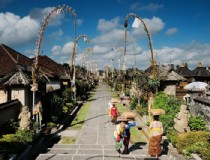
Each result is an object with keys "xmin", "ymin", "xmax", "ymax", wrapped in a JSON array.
[
  {"xmin": 46, "ymin": 122, "xmax": 57, "ymax": 128},
  {"xmin": 166, "ymin": 128, "xmax": 178, "ymax": 146},
  {"xmin": 176, "ymin": 131, "xmax": 210, "ymax": 160},
  {"xmin": 130, "ymin": 96, "xmax": 138, "ymax": 110},
  {"xmin": 0, "ymin": 134, "xmax": 27, "ymax": 155},
  {"xmin": 189, "ymin": 115, "xmax": 208, "ymax": 131},
  {"xmin": 136, "ymin": 105, "xmax": 148, "ymax": 116},
  {"xmin": 0, "ymin": 119, "xmax": 18, "ymax": 136},
  {"xmin": 153, "ymin": 92, "xmax": 180, "ymax": 133},
  {"xmin": 148, "ymin": 78, "xmax": 160, "ymax": 92},
  {"xmin": 15, "ymin": 130, "xmax": 34, "ymax": 144}
]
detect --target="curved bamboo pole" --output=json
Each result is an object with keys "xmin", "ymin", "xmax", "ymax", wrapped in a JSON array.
[
  {"xmin": 124, "ymin": 13, "xmax": 157, "ymax": 122},
  {"xmin": 71, "ymin": 34, "xmax": 90, "ymax": 83},
  {"xmin": 31, "ymin": 5, "xmax": 76, "ymax": 127},
  {"xmin": 32, "ymin": 4, "xmax": 77, "ymax": 88},
  {"xmin": 124, "ymin": 13, "xmax": 156, "ymax": 79}
]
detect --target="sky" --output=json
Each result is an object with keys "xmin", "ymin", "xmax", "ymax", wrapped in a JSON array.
[{"xmin": 1, "ymin": 0, "xmax": 210, "ymax": 70}]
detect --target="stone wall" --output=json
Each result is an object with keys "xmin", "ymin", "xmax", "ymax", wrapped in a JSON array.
[
  {"xmin": 189, "ymin": 96, "xmax": 210, "ymax": 126},
  {"xmin": 164, "ymin": 84, "xmax": 176, "ymax": 96},
  {"xmin": 0, "ymin": 99, "xmax": 21, "ymax": 126}
]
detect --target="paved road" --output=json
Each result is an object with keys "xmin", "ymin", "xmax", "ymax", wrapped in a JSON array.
[{"xmin": 36, "ymin": 82, "xmax": 169, "ymax": 160}]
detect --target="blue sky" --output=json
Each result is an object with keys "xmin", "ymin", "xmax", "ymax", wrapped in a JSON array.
[{"xmin": 1, "ymin": 0, "xmax": 210, "ymax": 70}]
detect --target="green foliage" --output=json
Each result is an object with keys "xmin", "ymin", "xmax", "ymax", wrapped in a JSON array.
[
  {"xmin": 136, "ymin": 105, "xmax": 148, "ymax": 115},
  {"xmin": 62, "ymin": 106, "xmax": 68, "ymax": 113},
  {"xmin": 0, "ymin": 119, "xmax": 18, "ymax": 136},
  {"xmin": 176, "ymin": 131, "xmax": 210, "ymax": 160},
  {"xmin": 0, "ymin": 134, "xmax": 26, "ymax": 155},
  {"xmin": 153, "ymin": 92, "xmax": 180, "ymax": 133},
  {"xmin": 166, "ymin": 127, "xmax": 178, "ymax": 146},
  {"xmin": 61, "ymin": 136, "xmax": 76, "ymax": 144},
  {"xmin": 0, "ymin": 129, "xmax": 35, "ymax": 155},
  {"xmin": 15, "ymin": 129, "xmax": 34, "ymax": 144},
  {"xmin": 62, "ymin": 103, "xmax": 73, "ymax": 113},
  {"xmin": 51, "ymin": 94, "xmax": 64, "ymax": 107},
  {"xmin": 125, "ymin": 88, "xmax": 130, "ymax": 96},
  {"xmin": 189, "ymin": 116, "xmax": 208, "ymax": 131},
  {"xmin": 62, "ymin": 88, "xmax": 73, "ymax": 102},
  {"xmin": 130, "ymin": 96, "xmax": 138, "ymax": 110},
  {"xmin": 114, "ymin": 83, "xmax": 121, "ymax": 91},
  {"xmin": 148, "ymin": 78, "xmax": 160, "ymax": 91},
  {"xmin": 46, "ymin": 122, "xmax": 57, "ymax": 128}
]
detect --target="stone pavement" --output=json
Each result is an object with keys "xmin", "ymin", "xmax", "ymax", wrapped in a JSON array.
[{"xmin": 36, "ymin": 82, "xmax": 170, "ymax": 160}]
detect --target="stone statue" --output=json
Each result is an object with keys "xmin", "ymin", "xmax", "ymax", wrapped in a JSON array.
[
  {"xmin": 174, "ymin": 105, "xmax": 190, "ymax": 133},
  {"xmin": 18, "ymin": 106, "xmax": 31, "ymax": 130}
]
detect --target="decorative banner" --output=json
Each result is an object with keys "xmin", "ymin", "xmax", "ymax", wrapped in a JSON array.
[
  {"xmin": 30, "ymin": 83, "xmax": 38, "ymax": 92},
  {"xmin": 84, "ymin": 37, "xmax": 88, "ymax": 42},
  {"xmin": 132, "ymin": 17, "xmax": 141, "ymax": 28}
]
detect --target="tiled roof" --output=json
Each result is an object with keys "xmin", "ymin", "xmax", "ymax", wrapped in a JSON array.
[
  {"xmin": 0, "ymin": 44, "xmax": 32, "ymax": 77},
  {"xmin": 33, "ymin": 55, "xmax": 69, "ymax": 79}
]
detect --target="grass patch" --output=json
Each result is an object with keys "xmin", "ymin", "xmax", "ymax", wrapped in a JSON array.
[
  {"xmin": 69, "ymin": 102, "xmax": 91, "ymax": 130},
  {"xmin": 116, "ymin": 103, "xmax": 127, "ymax": 114},
  {"xmin": 130, "ymin": 127, "xmax": 145, "ymax": 143},
  {"xmin": 60, "ymin": 136, "xmax": 76, "ymax": 144},
  {"xmin": 68, "ymin": 93, "xmax": 94, "ymax": 130}
]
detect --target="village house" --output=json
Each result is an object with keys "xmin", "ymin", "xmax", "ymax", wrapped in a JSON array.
[{"xmin": 0, "ymin": 44, "xmax": 70, "ymax": 125}]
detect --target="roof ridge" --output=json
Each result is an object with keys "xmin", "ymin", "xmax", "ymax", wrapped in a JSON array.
[{"xmin": 1, "ymin": 44, "xmax": 17, "ymax": 63}]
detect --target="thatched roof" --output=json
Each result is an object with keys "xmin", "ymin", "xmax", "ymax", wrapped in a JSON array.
[
  {"xmin": 176, "ymin": 63, "xmax": 193, "ymax": 78},
  {"xmin": 159, "ymin": 64, "xmax": 186, "ymax": 81},
  {"xmin": 192, "ymin": 63, "xmax": 210, "ymax": 77}
]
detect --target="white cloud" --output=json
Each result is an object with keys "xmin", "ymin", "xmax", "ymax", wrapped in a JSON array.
[
  {"xmin": 51, "ymin": 45, "xmax": 62, "ymax": 55},
  {"xmin": 51, "ymin": 42, "xmax": 74, "ymax": 56},
  {"xmin": 29, "ymin": 7, "xmax": 64, "ymax": 26},
  {"xmin": 165, "ymin": 28, "xmax": 178, "ymax": 36},
  {"xmin": 153, "ymin": 41, "xmax": 210, "ymax": 70},
  {"xmin": 49, "ymin": 29, "xmax": 63, "ymax": 40},
  {"xmin": 131, "ymin": 16, "xmax": 165, "ymax": 37},
  {"xmin": 93, "ymin": 28, "xmax": 124, "ymax": 45},
  {"xmin": 93, "ymin": 45, "xmax": 111, "ymax": 54},
  {"xmin": 0, "ymin": 12, "xmax": 39, "ymax": 46},
  {"xmin": 97, "ymin": 17, "xmax": 120, "ymax": 32}
]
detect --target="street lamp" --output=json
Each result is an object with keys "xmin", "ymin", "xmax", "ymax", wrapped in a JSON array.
[
  {"xmin": 71, "ymin": 34, "xmax": 90, "ymax": 103},
  {"xmin": 31, "ymin": 5, "xmax": 76, "ymax": 131}
]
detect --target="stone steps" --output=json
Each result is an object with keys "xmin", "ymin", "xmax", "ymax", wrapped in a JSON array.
[{"xmin": 36, "ymin": 144, "xmax": 169, "ymax": 160}]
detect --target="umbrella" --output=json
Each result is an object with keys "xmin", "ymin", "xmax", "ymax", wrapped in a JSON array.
[{"xmin": 183, "ymin": 81, "xmax": 208, "ymax": 91}]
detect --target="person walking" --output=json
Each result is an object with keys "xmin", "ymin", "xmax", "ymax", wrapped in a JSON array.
[
  {"xmin": 114, "ymin": 121, "xmax": 125, "ymax": 157},
  {"xmin": 110, "ymin": 104, "xmax": 118, "ymax": 124},
  {"xmin": 108, "ymin": 101, "xmax": 113, "ymax": 117},
  {"xmin": 122, "ymin": 120, "xmax": 136, "ymax": 154},
  {"xmin": 148, "ymin": 115, "xmax": 164, "ymax": 158}
]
